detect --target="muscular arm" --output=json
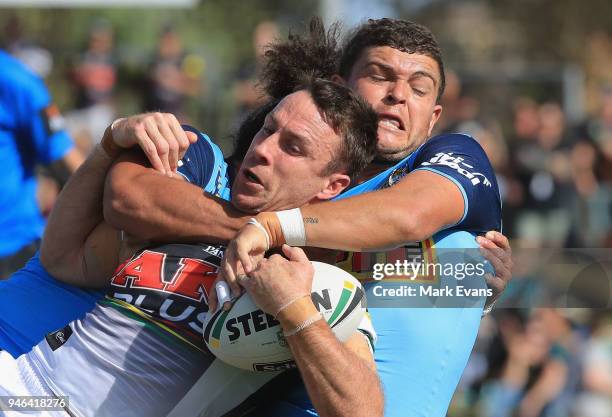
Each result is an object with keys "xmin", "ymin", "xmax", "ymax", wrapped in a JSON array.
[
  {"xmin": 260, "ymin": 169, "xmax": 464, "ymax": 251},
  {"xmin": 104, "ymin": 150, "xmax": 248, "ymax": 243},
  {"xmin": 42, "ymin": 113, "xmax": 197, "ymax": 287},
  {"xmin": 40, "ymin": 142, "xmax": 121, "ymax": 288},
  {"xmin": 279, "ymin": 298, "xmax": 383, "ymax": 417}
]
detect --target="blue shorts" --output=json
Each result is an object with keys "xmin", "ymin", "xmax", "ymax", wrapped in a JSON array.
[{"xmin": 0, "ymin": 253, "xmax": 102, "ymax": 357}]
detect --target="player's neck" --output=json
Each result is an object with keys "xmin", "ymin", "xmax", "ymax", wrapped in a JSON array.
[{"xmin": 354, "ymin": 162, "xmax": 392, "ymax": 185}]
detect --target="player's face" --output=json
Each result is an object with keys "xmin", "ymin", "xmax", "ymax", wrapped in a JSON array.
[
  {"xmin": 232, "ymin": 90, "xmax": 349, "ymax": 213},
  {"xmin": 344, "ymin": 46, "xmax": 443, "ymax": 162}
]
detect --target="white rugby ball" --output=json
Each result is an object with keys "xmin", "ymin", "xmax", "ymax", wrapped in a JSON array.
[{"xmin": 203, "ymin": 261, "xmax": 366, "ymax": 372}]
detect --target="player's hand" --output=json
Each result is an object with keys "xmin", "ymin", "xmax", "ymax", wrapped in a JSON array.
[
  {"xmin": 208, "ymin": 222, "xmax": 269, "ymax": 312},
  {"xmin": 241, "ymin": 245, "xmax": 313, "ymax": 316},
  {"xmin": 109, "ymin": 113, "xmax": 197, "ymax": 175},
  {"xmin": 477, "ymin": 230, "xmax": 513, "ymax": 312}
]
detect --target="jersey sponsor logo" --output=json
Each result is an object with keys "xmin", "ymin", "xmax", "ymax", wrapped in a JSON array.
[
  {"xmin": 109, "ymin": 246, "xmax": 220, "ymax": 340},
  {"xmin": 386, "ymin": 166, "xmax": 410, "ymax": 187},
  {"xmin": 111, "ymin": 249, "xmax": 216, "ymax": 303},
  {"xmin": 421, "ymin": 152, "xmax": 491, "ymax": 187}
]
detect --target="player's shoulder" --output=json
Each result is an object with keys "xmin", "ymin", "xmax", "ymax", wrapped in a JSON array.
[
  {"xmin": 413, "ymin": 132, "xmax": 492, "ymax": 167},
  {"xmin": 178, "ymin": 125, "xmax": 230, "ymax": 198},
  {"xmin": 0, "ymin": 50, "xmax": 47, "ymax": 94},
  {"xmin": 422, "ymin": 132, "xmax": 484, "ymax": 153},
  {"xmin": 182, "ymin": 125, "xmax": 222, "ymax": 156}
]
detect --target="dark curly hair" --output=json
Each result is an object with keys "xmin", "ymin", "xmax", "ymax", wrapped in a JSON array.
[
  {"xmin": 339, "ymin": 18, "xmax": 446, "ymax": 102},
  {"xmin": 260, "ymin": 17, "xmax": 342, "ymax": 100}
]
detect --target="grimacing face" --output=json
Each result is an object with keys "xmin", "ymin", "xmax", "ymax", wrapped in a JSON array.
[
  {"xmin": 342, "ymin": 46, "xmax": 443, "ymax": 162},
  {"xmin": 231, "ymin": 90, "xmax": 350, "ymax": 213}
]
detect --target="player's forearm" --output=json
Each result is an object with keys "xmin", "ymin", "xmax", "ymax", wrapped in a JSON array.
[
  {"xmin": 259, "ymin": 170, "xmax": 463, "ymax": 251},
  {"xmin": 104, "ymin": 152, "xmax": 248, "ymax": 243},
  {"xmin": 301, "ymin": 190, "xmax": 424, "ymax": 250},
  {"xmin": 279, "ymin": 301, "xmax": 383, "ymax": 417},
  {"xmin": 41, "ymin": 145, "xmax": 113, "ymax": 283},
  {"xmin": 285, "ymin": 321, "xmax": 383, "ymax": 417},
  {"xmin": 259, "ymin": 189, "xmax": 426, "ymax": 252}
]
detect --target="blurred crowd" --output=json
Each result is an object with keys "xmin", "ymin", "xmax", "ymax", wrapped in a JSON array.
[
  {"xmin": 435, "ymin": 68, "xmax": 612, "ymax": 417},
  {"xmin": 450, "ymin": 309, "xmax": 612, "ymax": 417},
  {"xmin": 2, "ymin": 14, "xmax": 611, "ymax": 417},
  {"xmin": 435, "ymin": 70, "xmax": 612, "ymax": 250}
]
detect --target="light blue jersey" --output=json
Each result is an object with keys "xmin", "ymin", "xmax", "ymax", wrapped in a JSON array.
[{"xmin": 331, "ymin": 133, "xmax": 501, "ymax": 417}]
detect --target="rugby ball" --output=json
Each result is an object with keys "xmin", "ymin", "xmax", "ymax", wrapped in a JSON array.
[{"xmin": 203, "ymin": 261, "xmax": 366, "ymax": 372}]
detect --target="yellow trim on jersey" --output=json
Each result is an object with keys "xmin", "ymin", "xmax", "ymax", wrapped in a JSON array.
[
  {"xmin": 335, "ymin": 238, "xmax": 440, "ymax": 284},
  {"xmin": 102, "ymin": 296, "xmax": 207, "ymax": 354}
]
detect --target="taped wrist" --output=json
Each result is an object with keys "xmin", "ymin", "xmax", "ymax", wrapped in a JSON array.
[{"xmin": 275, "ymin": 208, "xmax": 306, "ymax": 247}]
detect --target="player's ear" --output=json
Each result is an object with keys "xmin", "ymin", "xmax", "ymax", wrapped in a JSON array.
[
  {"xmin": 427, "ymin": 104, "xmax": 443, "ymax": 136},
  {"xmin": 316, "ymin": 173, "xmax": 350, "ymax": 200},
  {"xmin": 331, "ymin": 74, "xmax": 347, "ymax": 86}
]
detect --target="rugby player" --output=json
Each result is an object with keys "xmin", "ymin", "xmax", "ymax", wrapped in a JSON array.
[
  {"xmin": 0, "ymin": 80, "xmax": 383, "ymax": 417},
  {"xmin": 209, "ymin": 18, "xmax": 510, "ymax": 417}
]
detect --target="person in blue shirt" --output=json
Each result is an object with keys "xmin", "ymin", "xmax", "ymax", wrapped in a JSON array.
[{"xmin": 0, "ymin": 50, "xmax": 82, "ymax": 279}]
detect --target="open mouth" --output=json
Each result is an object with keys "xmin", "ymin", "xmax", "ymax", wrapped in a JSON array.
[
  {"xmin": 243, "ymin": 169, "xmax": 263, "ymax": 186},
  {"xmin": 378, "ymin": 113, "xmax": 405, "ymax": 131}
]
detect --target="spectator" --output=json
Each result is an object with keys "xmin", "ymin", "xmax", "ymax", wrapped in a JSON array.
[
  {"xmin": 231, "ymin": 20, "xmax": 279, "ymax": 125},
  {"xmin": 513, "ymin": 102, "xmax": 575, "ymax": 247},
  {"xmin": 575, "ymin": 314, "xmax": 612, "ymax": 417},
  {"xmin": 144, "ymin": 23, "xmax": 204, "ymax": 120},
  {"xmin": 569, "ymin": 85, "xmax": 612, "ymax": 247},
  {"xmin": 66, "ymin": 18, "xmax": 117, "ymax": 146}
]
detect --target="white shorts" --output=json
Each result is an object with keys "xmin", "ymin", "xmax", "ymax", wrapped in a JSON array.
[{"xmin": 0, "ymin": 351, "xmax": 68, "ymax": 417}]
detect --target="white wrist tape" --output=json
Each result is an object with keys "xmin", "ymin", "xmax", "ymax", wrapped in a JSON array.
[
  {"xmin": 283, "ymin": 313, "xmax": 323, "ymax": 337},
  {"xmin": 273, "ymin": 294, "xmax": 309, "ymax": 319},
  {"xmin": 275, "ymin": 208, "xmax": 306, "ymax": 247},
  {"xmin": 247, "ymin": 218, "xmax": 270, "ymax": 251}
]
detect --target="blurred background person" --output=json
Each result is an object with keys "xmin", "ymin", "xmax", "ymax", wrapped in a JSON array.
[
  {"xmin": 575, "ymin": 313, "xmax": 612, "ymax": 417},
  {"xmin": 66, "ymin": 18, "xmax": 117, "ymax": 148},
  {"xmin": 478, "ymin": 308, "xmax": 585, "ymax": 417},
  {"xmin": 231, "ymin": 20, "xmax": 279, "ymax": 126},
  {"xmin": 0, "ymin": 49, "xmax": 82, "ymax": 279},
  {"xmin": 143, "ymin": 23, "xmax": 204, "ymax": 122},
  {"xmin": 512, "ymin": 102, "xmax": 575, "ymax": 248}
]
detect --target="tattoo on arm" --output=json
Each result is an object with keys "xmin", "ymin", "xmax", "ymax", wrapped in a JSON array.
[{"xmin": 304, "ymin": 217, "xmax": 319, "ymax": 224}]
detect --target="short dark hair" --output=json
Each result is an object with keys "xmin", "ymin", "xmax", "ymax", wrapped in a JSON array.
[
  {"xmin": 230, "ymin": 78, "xmax": 378, "ymax": 180},
  {"xmin": 339, "ymin": 18, "xmax": 446, "ymax": 102},
  {"xmin": 302, "ymin": 78, "xmax": 378, "ymax": 179}
]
